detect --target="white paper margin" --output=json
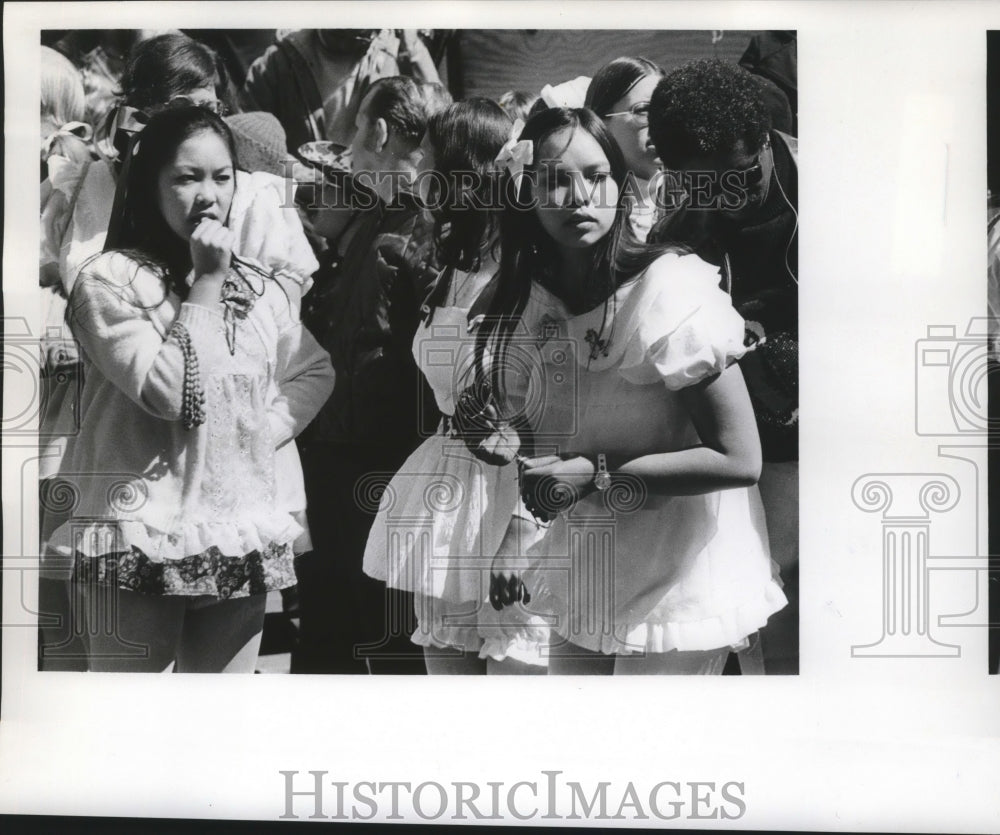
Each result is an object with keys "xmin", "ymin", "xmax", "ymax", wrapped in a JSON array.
[{"xmin": 3, "ymin": 1, "xmax": 1000, "ymax": 830}]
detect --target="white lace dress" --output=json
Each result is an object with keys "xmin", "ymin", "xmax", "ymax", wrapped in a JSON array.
[
  {"xmin": 47, "ymin": 252, "xmax": 334, "ymax": 598},
  {"xmin": 40, "ymin": 158, "xmax": 320, "ymax": 553}
]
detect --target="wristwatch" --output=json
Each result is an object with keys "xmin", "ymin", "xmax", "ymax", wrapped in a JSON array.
[{"xmin": 593, "ymin": 453, "xmax": 612, "ymax": 492}]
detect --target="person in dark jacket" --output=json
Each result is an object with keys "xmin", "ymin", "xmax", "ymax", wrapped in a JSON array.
[
  {"xmin": 293, "ymin": 76, "xmax": 444, "ymax": 674},
  {"xmin": 240, "ymin": 29, "xmax": 443, "ymax": 155},
  {"xmin": 648, "ymin": 59, "xmax": 799, "ymax": 675},
  {"xmin": 739, "ymin": 31, "xmax": 797, "ymax": 135}
]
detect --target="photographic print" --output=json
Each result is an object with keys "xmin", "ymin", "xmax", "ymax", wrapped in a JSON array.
[
  {"xmin": 2, "ymin": 2, "xmax": 997, "ymax": 831},
  {"xmin": 34, "ymin": 26, "xmax": 798, "ymax": 677}
]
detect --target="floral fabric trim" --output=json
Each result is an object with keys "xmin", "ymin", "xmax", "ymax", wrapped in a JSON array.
[{"xmin": 73, "ymin": 541, "xmax": 296, "ymax": 599}]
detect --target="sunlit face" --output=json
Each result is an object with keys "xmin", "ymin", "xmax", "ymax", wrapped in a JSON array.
[
  {"xmin": 603, "ymin": 73, "xmax": 661, "ymax": 180},
  {"xmin": 349, "ymin": 91, "xmax": 379, "ymax": 177},
  {"xmin": 533, "ymin": 127, "xmax": 620, "ymax": 250},
  {"xmin": 156, "ymin": 129, "xmax": 235, "ymax": 242}
]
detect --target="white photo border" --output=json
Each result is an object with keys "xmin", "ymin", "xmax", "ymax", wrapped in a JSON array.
[{"xmin": 4, "ymin": 1, "xmax": 999, "ymax": 830}]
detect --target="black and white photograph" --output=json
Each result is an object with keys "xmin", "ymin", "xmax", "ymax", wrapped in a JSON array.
[
  {"xmin": 34, "ymin": 27, "xmax": 798, "ymax": 677},
  {"xmin": 2, "ymin": 2, "xmax": 997, "ymax": 831}
]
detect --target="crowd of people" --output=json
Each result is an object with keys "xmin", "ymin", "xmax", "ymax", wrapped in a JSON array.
[{"xmin": 37, "ymin": 29, "xmax": 799, "ymax": 676}]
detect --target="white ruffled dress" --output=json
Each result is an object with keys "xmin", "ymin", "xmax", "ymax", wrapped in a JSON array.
[
  {"xmin": 362, "ymin": 270, "xmax": 550, "ymax": 664},
  {"xmin": 47, "ymin": 251, "xmax": 334, "ymax": 598},
  {"xmin": 520, "ymin": 252, "xmax": 787, "ymax": 655}
]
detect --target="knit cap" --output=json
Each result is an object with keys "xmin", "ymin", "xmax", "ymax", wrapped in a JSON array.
[{"xmin": 225, "ymin": 111, "xmax": 297, "ymax": 178}]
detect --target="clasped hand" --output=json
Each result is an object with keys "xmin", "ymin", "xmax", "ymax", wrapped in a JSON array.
[
  {"xmin": 517, "ymin": 454, "xmax": 597, "ymax": 523},
  {"xmin": 190, "ymin": 219, "xmax": 234, "ymax": 279},
  {"xmin": 185, "ymin": 220, "xmax": 234, "ymax": 308}
]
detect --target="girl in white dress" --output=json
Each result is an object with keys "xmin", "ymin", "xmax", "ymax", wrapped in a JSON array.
[
  {"xmin": 362, "ymin": 100, "xmax": 548, "ymax": 674},
  {"xmin": 482, "ymin": 107, "xmax": 786, "ymax": 674},
  {"xmin": 53, "ymin": 107, "xmax": 334, "ymax": 672}
]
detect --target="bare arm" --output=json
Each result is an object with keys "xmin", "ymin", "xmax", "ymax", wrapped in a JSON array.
[
  {"xmin": 614, "ymin": 362, "xmax": 762, "ymax": 493},
  {"xmin": 518, "ymin": 362, "xmax": 761, "ymax": 519}
]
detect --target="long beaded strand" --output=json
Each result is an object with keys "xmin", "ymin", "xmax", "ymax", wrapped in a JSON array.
[{"xmin": 168, "ymin": 321, "xmax": 206, "ymax": 429}]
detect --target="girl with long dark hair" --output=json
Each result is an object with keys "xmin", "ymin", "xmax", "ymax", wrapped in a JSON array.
[
  {"xmin": 39, "ymin": 35, "xmax": 320, "ymax": 667},
  {"xmin": 52, "ymin": 107, "xmax": 333, "ymax": 672},
  {"xmin": 361, "ymin": 99, "xmax": 549, "ymax": 674},
  {"xmin": 481, "ymin": 107, "xmax": 786, "ymax": 674}
]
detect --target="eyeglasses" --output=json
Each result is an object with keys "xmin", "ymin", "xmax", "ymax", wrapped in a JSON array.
[
  {"xmin": 727, "ymin": 156, "xmax": 765, "ymax": 190},
  {"xmin": 603, "ymin": 102, "xmax": 650, "ymax": 124},
  {"xmin": 662, "ymin": 152, "xmax": 767, "ymax": 210},
  {"xmin": 161, "ymin": 95, "xmax": 229, "ymax": 116}
]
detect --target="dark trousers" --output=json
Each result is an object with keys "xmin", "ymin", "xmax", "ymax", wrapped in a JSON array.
[{"xmin": 292, "ymin": 440, "xmax": 426, "ymax": 674}]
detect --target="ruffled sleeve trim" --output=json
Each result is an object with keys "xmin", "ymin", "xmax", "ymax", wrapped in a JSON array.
[{"xmin": 615, "ymin": 253, "xmax": 748, "ymax": 390}]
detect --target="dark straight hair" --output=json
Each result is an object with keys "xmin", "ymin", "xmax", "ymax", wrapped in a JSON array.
[
  {"xmin": 474, "ymin": 106, "xmax": 683, "ymax": 413},
  {"xmin": 426, "ymin": 98, "xmax": 511, "ymax": 274},
  {"xmin": 118, "ymin": 33, "xmax": 231, "ymax": 112},
  {"xmin": 585, "ymin": 56, "xmax": 664, "ymax": 117}
]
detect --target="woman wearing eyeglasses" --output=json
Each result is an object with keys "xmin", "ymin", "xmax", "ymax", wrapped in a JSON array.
[
  {"xmin": 39, "ymin": 33, "xmax": 320, "ymax": 668},
  {"xmin": 585, "ymin": 57, "xmax": 664, "ymax": 242}
]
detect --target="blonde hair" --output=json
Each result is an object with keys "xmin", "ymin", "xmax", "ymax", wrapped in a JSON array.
[{"xmin": 41, "ymin": 46, "xmax": 86, "ymax": 139}]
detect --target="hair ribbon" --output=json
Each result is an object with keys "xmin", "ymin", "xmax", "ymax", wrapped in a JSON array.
[
  {"xmin": 41, "ymin": 120, "xmax": 94, "ymax": 158},
  {"xmin": 539, "ymin": 75, "xmax": 591, "ymax": 109},
  {"xmin": 493, "ymin": 119, "xmax": 532, "ymax": 195}
]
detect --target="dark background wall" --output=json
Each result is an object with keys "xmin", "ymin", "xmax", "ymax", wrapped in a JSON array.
[
  {"xmin": 450, "ymin": 29, "xmax": 759, "ymax": 100},
  {"xmin": 41, "ymin": 28, "xmax": 762, "ymax": 103}
]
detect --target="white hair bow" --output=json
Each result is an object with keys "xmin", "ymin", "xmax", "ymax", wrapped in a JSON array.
[
  {"xmin": 539, "ymin": 76, "xmax": 592, "ymax": 109},
  {"xmin": 41, "ymin": 120, "xmax": 94, "ymax": 157},
  {"xmin": 494, "ymin": 119, "xmax": 532, "ymax": 195}
]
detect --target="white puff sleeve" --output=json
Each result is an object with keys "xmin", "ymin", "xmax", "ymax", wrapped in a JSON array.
[
  {"xmin": 618, "ymin": 254, "xmax": 748, "ymax": 390},
  {"xmin": 230, "ymin": 170, "xmax": 319, "ymax": 297},
  {"xmin": 68, "ymin": 252, "xmax": 212, "ymax": 421}
]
